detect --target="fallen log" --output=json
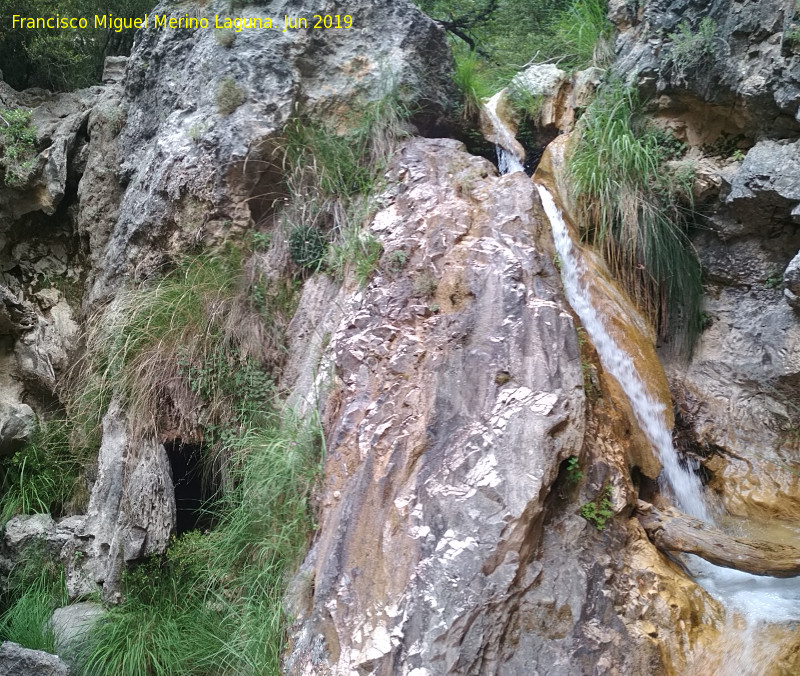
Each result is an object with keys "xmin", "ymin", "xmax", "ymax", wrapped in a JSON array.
[{"xmin": 636, "ymin": 500, "xmax": 800, "ymax": 578}]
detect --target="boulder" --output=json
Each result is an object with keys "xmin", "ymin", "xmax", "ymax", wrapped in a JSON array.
[
  {"xmin": 0, "ymin": 400, "xmax": 35, "ymax": 455},
  {"xmin": 79, "ymin": 401, "xmax": 175, "ymax": 600},
  {"xmin": 0, "ymin": 642, "xmax": 69, "ymax": 676},
  {"xmin": 50, "ymin": 602, "xmax": 105, "ymax": 658}
]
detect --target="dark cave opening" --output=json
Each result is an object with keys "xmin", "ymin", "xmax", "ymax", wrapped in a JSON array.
[{"xmin": 165, "ymin": 440, "xmax": 214, "ymax": 534}]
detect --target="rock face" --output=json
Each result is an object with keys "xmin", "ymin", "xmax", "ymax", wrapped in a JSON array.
[
  {"xmin": 76, "ymin": 402, "xmax": 175, "ymax": 600},
  {"xmin": 611, "ymin": 2, "xmax": 800, "ymax": 522},
  {"xmin": 285, "ymin": 138, "xmax": 722, "ymax": 675},
  {"xmin": 613, "ymin": 0, "xmax": 800, "ymax": 139},
  {"xmin": 86, "ymin": 0, "xmax": 455, "ymax": 304},
  {"xmin": 0, "ymin": 0, "xmax": 455, "ymax": 607},
  {"xmin": 0, "ymin": 642, "xmax": 70, "ymax": 676}
]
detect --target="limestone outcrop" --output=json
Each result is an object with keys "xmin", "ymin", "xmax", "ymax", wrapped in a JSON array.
[
  {"xmin": 284, "ymin": 137, "xmax": 722, "ymax": 675},
  {"xmin": 85, "ymin": 0, "xmax": 455, "ymax": 304}
]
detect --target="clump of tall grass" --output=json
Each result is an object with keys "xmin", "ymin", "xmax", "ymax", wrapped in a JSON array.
[
  {"xmin": 451, "ymin": 44, "xmax": 493, "ymax": 120},
  {"xmin": 552, "ymin": 0, "xmax": 614, "ymax": 69},
  {"xmin": 567, "ymin": 82, "xmax": 702, "ymax": 351},
  {"xmin": 0, "ymin": 419, "xmax": 79, "ymax": 526},
  {"xmin": 77, "ymin": 414, "xmax": 322, "ymax": 676},
  {"xmin": 278, "ymin": 88, "xmax": 410, "ymax": 285},
  {"xmin": 68, "ymin": 248, "xmax": 282, "ymax": 453},
  {"xmin": 0, "ymin": 548, "xmax": 68, "ymax": 653}
]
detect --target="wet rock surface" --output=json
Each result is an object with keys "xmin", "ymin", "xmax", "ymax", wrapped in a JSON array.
[{"xmin": 284, "ymin": 138, "xmax": 721, "ymax": 675}]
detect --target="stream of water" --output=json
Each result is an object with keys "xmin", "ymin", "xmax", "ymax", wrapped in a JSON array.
[
  {"xmin": 536, "ymin": 180, "xmax": 800, "ymax": 672},
  {"xmin": 482, "ymin": 99, "xmax": 800, "ymax": 671}
]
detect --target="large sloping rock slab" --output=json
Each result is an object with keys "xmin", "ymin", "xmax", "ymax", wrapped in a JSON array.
[{"xmin": 285, "ymin": 138, "xmax": 587, "ymax": 674}]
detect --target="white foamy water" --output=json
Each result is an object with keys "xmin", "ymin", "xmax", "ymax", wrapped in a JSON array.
[
  {"xmin": 535, "ymin": 182, "xmax": 800, "ymax": 639},
  {"xmin": 535, "ymin": 184, "xmax": 709, "ymax": 520},
  {"xmin": 484, "ymin": 93, "xmax": 525, "ymax": 174}
]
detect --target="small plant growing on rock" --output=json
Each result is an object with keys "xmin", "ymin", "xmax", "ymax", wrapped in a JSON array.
[
  {"xmin": 289, "ymin": 224, "xmax": 328, "ymax": 272},
  {"xmin": 0, "ymin": 108, "xmax": 37, "ymax": 187},
  {"xmin": 385, "ymin": 249, "xmax": 408, "ymax": 275},
  {"xmin": 580, "ymin": 484, "xmax": 614, "ymax": 530},
  {"xmin": 186, "ymin": 121, "xmax": 207, "ymax": 143},
  {"xmin": 566, "ymin": 456, "xmax": 583, "ymax": 485},
  {"xmin": 507, "ymin": 83, "xmax": 544, "ymax": 125},
  {"xmin": 669, "ymin": 17, "xmax": 717, "ymax": 76},
  {"xmin": 215, "ymin": 27, "xmax": 236, "ymax": 48},
  {"xmin": 216, "ymin": 76, "xmax": 246, "ymax": 115},
  {"xmin": 413, "ymin": 271, "xmax": 438, "ymax": 297}
]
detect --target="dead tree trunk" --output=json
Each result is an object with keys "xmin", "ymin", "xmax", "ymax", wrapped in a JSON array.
[{"xmin": 637, "ymin": 500, "xmax": 800, "ymax": 578}]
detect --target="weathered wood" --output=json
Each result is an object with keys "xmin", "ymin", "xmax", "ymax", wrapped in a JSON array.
[{"xmin": 636, "ymin": 500, "xmax": 800, "ymax": 578}]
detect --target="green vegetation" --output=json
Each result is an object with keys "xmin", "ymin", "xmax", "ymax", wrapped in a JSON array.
[
  {"xmin": 0, "ymin": 108, "xmax": 37, "ymax": 187},
  {"xmin": 0, "ymin": 548, "xmax": 68, "ymax": 653},
  {"xmin": 507, "ymin": 81, "xmax": 545, "ymax": 125},
  {"xmin": 669, "ymin": 17, "xmax": 717, "ymax": 77},
  {"xmin": 69, "ymin": 248, "xmax": 285, "ymax": 453},
  {"xmin": 565, "ymin": 456, "xmax": 583, "ymax": 484},
  {"xmin": 416, "ymin": 0, "xmax": 613, "ymax": 118},
  {"xmin": 413, "ymin": 271, "xmax": 438, "ymax": 297},
  {"xmin": 279, "ymin": 89, "xmax": 409, "ymax": 286},
  {"xmin": 0, "ymin": 420, "xmax": 79, "ymax": 526},
  {"xmin": 78, "ymin": 415, "xmax": 321, "ymax": 675},
  {"xmin": 567, "ymin": 81, "xmax": 702, "ymax": 351},
  {"xmin": 0, "ymin": 0, "xmax": 157, "ymax": 91},
  {"xmin": 215, "ymin": 76, "xmax": 247, "ymax": 115},
  {"xmin": 66, "ymin": 236, "xmax": 321, "ymax": 672},
  {"xmin": 214, "ymin": 27, "xmax": 236, "ymax": 48},
  {"xmin": 580, "ymin": 484, "xmax": 614, "ymax": 529},
  {"xmin": 289, "ymin": 223, "xmax": 329, "ymax": 271}
]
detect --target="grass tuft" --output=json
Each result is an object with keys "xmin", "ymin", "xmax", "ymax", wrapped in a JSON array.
[
  {"xmin": 0, "ymin": 419, "xmax": 79, "ymax": 526},
  {"xmin": 0, "ymin": 547, "xmax": 68, "ymax": 653},
  {"xmin": 278, "ymin": 88, "xmax": 410, "ymax": 286},
  {"xmin": 567, "ymin": 81, "xmax": 702, "ymax": 351},
  {"xmin": 68, "ymin": 248, "xmax": 285, "ymax": 454}
]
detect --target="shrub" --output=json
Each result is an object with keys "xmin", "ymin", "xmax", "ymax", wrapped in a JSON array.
[
  {"xmin": 567, "ymin": 81, "xmax": 702, "ymax": 351},
  {"xmin": 215, "ymin": 76, "xmax": 247, "ymax": 115},
  {"xmin": 0, "ymin": 108, "xmax": 37, "ymax": 187}
]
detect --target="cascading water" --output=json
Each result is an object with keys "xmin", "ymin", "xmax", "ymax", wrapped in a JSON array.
[
  {"xmin": 536, "ymin": 184, "xmax": 710, "ymax": 521},
  {"xmin": 484, "ymin": 92, "xmax": 525, "ymax": 175},
  {"xmin": 483, "ymin": 97, "xmax": 800, "ymax": 672}
]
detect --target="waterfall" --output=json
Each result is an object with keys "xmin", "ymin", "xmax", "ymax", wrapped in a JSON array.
[
  {"xmin": 484, "ymin": 92, "xmax": 525, "ymax": 174},
  {"xmin": 486, "ymin": 96, "xmax": 800, "ymax": 669},
  {"xmin": 535, "ymin": 184, "xmax": 710, "ymax": 520},
  {"xmin": 535, "ymin": 183, "xmax": 800, "ymax": 626}
]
